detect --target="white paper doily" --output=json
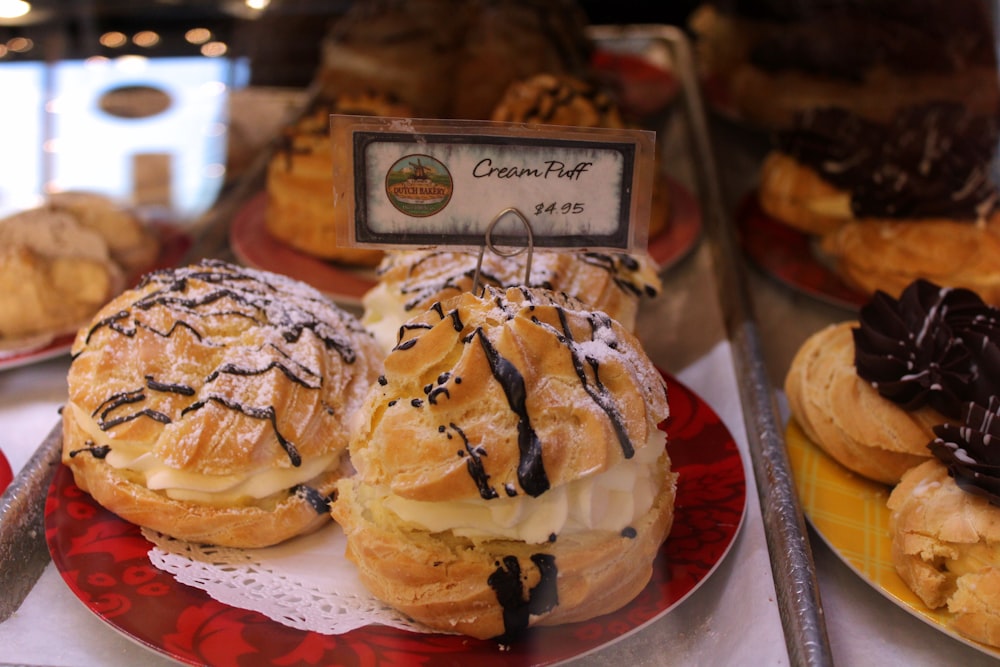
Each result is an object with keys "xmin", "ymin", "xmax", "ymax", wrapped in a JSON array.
[{"xmin": 144, "ymin": 523, "xmax": 433, "ymax": 636}]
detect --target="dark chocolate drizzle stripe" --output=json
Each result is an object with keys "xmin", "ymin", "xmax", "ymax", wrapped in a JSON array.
[
  {"xmin": 553, "ymin": 308, "xmax": 636, "ymax": 459},
  {"xmin": 293, "ymin": 483, "xmax": 333, "ymax": 514},
  {"xmin": 450, "ymin": 422, "xmax": 499, "ymax": 500},
  {"xmin": 473, "ymin": 327, "xmax": 550, "ymax": 497},
  {"xmin": 488, "ymin": 553, "xmax": 559, "ymax": 641},
  {"xmin": 181, "ymin": 394, "xmax": 301, "ymax": 467}
]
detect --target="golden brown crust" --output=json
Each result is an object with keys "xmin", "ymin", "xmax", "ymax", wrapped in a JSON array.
[
  {"xmin": 784, "ymin": 322, "xmax": 940, "ymax": 484},
  {"xmin": 264, "ymin": 93, "xmax": 412, "ymax": 267},
  {"xmin": 331, "ymin": 451, "xmax": 676, "ymax": 639},
  {"xmin": 757, "ymin": 152, "xmax": 851, "ymax": 235},
  {"xmin": 888, "ymin": 459, "xmax": 1000, "ymax": 648},
  {"xmin": 362, "ymin": 249, "xmax": 661, "ymax": 352},
  {"xmin": 46, "ymin": 191, "xmax": 160, "ymax": 276},
  {"xmin": 820, "ymin": 214, "xmax": 1000, "ymax": 307},
  {"xmin": 61, "ymin": 260, "xmax": 383, "ymax": 547},
  {"xmin": 0, "ymin": 208, "xmax": 124, "ymax": 343},
  {"xmin": 336, "ymin": 285, "xmax": 673, "ymax": 637},
  {"xmin": 353, "ymin": 287, "xmax": 669, "ymax": 501}
]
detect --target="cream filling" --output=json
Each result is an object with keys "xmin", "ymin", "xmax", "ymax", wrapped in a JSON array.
[
  {"xmin": 380, "ymin": 430, "xmax": 667, "ymax": 544},
  {"xmin": 805, "ymin": 193, "xmax": 851, "ymax": 218},
  {"xmin": 945, "ymin": 542, "xmax": 1000, "ymax": 578},
  {"xmin": 360, "ymin": 282, "xmax": 407, "ymax": 354},
  {"xmin": 69, "ymin": 402, "xmax": 338, "ymax": 504}
]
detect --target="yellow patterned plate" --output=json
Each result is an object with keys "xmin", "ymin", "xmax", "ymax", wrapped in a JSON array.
[{"xmin": 785, "ymin": 418, "xmax": 1000, "ymax": 659}]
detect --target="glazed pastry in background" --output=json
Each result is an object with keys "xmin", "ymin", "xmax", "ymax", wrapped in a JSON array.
[
  {"xmin": 61, "ymin": 260, "xmax": 383, "ymax": 548},
  {"xmin": 889, "ymin": 399, "xmax": 1000, "ymax": 649},
  {"xmin": 821, "ymin": 214, "xmax": 1000, "ymax": 307},
  {"xmin": 784, "ymin": 279, "xmax": 1000, "ymax": 484},
  {"xmin": 319, "ymin": 0, "xmax": 592, "ymax": 120},
  {"xmin": 265, "ymin": 91, "xmax": 413, "ymax": 267},
  {"xmin": 690, "ymin": 0, "xmax": 1000, "ymax": 130},
  {"xmin": 46, "ymin": 191, "xmax": 161, "ymax": 276},
  {"xmin": 490, "ymin": 72, "xmax": 670, "ymax": 237},
  {"xmin": 361, "ymin": 248, "xmax": 661, "ymax": 352},
  {"xmin": 0, "ymin": 207, "xmax": 123, "ymax": 344},
  {"xmin": 333, "ymin": 286, "xmax": 675, "ymax": 639}
]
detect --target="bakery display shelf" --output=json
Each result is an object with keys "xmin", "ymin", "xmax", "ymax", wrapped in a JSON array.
[
  {"xmin": 641, "ymin": 24, "xmax": 833, "ymax": 667},
  {"xmin": 0, "ymin": 24, "xmax": 825, "ymax": 667}
]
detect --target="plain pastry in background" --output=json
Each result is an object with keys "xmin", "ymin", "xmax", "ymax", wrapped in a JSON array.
[{"xmin": 0, "ymin": 207, "xmax": 123, "ymax": 344}]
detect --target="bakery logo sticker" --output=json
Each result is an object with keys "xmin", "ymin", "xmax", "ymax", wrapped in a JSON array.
[{"xmin": 384, "ymin": 154, "xmax": 453, "ymax": 217}]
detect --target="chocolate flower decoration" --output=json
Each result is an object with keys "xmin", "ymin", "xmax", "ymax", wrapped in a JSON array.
[
  {"xmin": 930, "ymin": 397, "xmax": 1000, "ymax": 507},
  {"xmin": 853, "ymin": 279, "xmax": 1000, "ymax": 419}
]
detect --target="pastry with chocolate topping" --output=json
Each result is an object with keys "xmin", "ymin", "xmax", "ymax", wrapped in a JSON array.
[
  {"xmin": 332, "ymin": 285, "xmax": 675, "ymax": 639},
  {"xmin": 690, "ymin": 0, "xmax": 1000, "ymax": 129},
  {"xmin": 61, "ymin": 260, "xmax": 383, "ymax": 548},
  {"xmin": 360, "ymin": 247, "xmax": 661, "ymax": 353},
  {"xmin": 785, "ymin": 279, "xmax": 1000, "ymax": 483},
  {"xmin": 758, "ymin": 103, "xmax": 1000, "ymax": 234},
  {"xmin": 265, "ymin": 91, "xmax": 413, "ymax": 267},
  {"xmin": 490, "ymin": 72, "xmax": 671, "ymax": 238},
  {"xmin": 888, "ymin": 397, "xmax": 1000, "ymax": 649},
  {"xmin": 757, "ymin": 103, "xmax": 1000, "ymax": 304}
]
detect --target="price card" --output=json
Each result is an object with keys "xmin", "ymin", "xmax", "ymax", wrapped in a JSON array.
[{"xmin": 331, "ymin": 116, "xmax": 656, "ymax": 252}]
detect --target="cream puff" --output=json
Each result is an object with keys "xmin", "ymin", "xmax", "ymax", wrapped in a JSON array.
[
  {"xmin": 333, "ymin": 285, "xmax": 675, "ymax": 639},
  {"xmin": 62, "ymin": 259, "xmax": 383, "ymax": 548},
  {"xmin": 785, "ymin": 279, "xmax": 1000, "ymax": 484},
  {"xmin": 361, "ymin": 248, "xmax": 661, "ymax": 353},
  {"xmin": 889, "ymin": 398, "xmax": 1000, "ymax": 648}
]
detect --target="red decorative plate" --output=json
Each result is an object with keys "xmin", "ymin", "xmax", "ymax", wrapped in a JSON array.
[
  {"xmin": 45, "ymin": 372, "xmax": 745, "ymax": 667},
  {"xmin": 0, "ymin": 449, "xmax": 12, "ymax": 494},
  {"xmin": 735, "ymin": 192, "xmax": 867, "ymax": 310},
  {"xmin": 0, "ymin": 222, "xmax": 191, "ymax": 372},
  {"xmin": 230, "ymin": 179, "xmax": 702, "ymax": 306},
  {"xmin": 589, "ymin": 49, "xmax": 680, "ymax": 119}
]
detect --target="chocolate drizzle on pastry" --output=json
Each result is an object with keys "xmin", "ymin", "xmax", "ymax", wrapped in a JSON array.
[
  {"xmin": 853, "ymin": 278, "xmax": 1000, "ymax": 418},
  {"xmin": 488, "ymin": 553, "xmax": 559, "ymax": 641},
  {"xmin": 777, "ymin": 103, "xmax": 1000, "ymax": 220},
  {"xmin": 929, "ymin": 397, "xmax": 1000, "ymax": 506},
  {"xmin": 74, "ymin": 259, "xmax": 374, "ymax": 467}
]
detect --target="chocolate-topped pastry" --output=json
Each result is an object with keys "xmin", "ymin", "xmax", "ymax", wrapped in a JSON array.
[
  {"xmin": 853, "ymin": 279, "xmax": 1000, "ymax": 419},
  {"xmin": 360, "ymin": 247, "xmax": 661, "ymax": 353},
  {"xmin": 929, "ymin": 398, "xmax": 1000, "ymax": 505},
  {"xmin": 783, "ymin": 278, "xmax": 1000, "ymax": 483},
  {"xmin": 264, "ymin": 91, "xmax": 413, "ymax": 267},
  {"xmin": 489, "ymin": 72, "xmax": 671, "ymax": 237},
  {"xmin": 318, "ymin": 0, "xmax": 592, "ymax": 119},
  {"xmin": 888, "ymin": 397, "xmax": 1000, "ymax": 649},
  {"xmin": 756, "ymin": 102, "xmax": 1000, "ymax": 305},
  {"xmin": 332, "ymin": 285, "xmax": 675, "ymax": 639},
  {"xmin": 490, "ymin": 73, "xmax": 624, "ymax": 128},
  {"xmin": 61, "ymin": 260, "xmax": 383, "ymax": 548},
  {"xmin": 690, "ymin": 0, "xmax": 1000, "ymax": 129},
  {"xmin": 773, "ymin": 103, "xmax": 1000, "ymax": 221},
  {"xmin": 761, "ymin": 103, "xmax": 1000, "ymax": 233}
]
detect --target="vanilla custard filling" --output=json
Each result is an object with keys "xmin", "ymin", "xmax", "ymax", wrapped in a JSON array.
[
  {"xmin": 360, "ymin": 282, "xmax": 408, "ymax": 353},
  {"xmin": 380, "ymin": 430, "xmax": 667, "ymax": 544},
  {"xmin": 69, "ymin": 402, "xmax": 339, "ymax": 504}
]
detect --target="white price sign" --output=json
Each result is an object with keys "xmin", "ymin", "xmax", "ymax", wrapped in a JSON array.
[{"xmin": 331, "ymin": 117, "xmax": 656, "ymax": 252}]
